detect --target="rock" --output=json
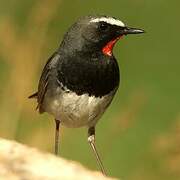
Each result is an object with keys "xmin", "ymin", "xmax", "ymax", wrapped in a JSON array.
[{"xmin": 0, "ymin": 138, "xmax": 117, "ymax": 180}]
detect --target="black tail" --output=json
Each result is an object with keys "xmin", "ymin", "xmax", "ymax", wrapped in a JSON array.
[{"xmin": 28, "ymin": 92, "xmax": 38, "ymax": 99}]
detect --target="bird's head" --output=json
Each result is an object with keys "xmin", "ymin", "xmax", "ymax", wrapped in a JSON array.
[{"xmin": 60, "ymin": 15, "xmax": 144, "ymax": 56}]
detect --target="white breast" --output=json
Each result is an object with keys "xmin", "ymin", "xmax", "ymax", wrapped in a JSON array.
[{"xmin": 44, "ymin": 87, "xmax": 116, "ymax": 128}]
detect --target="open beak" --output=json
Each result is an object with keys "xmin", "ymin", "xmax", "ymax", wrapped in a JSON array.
[{"xmin": 123, "ymin": 27, "xmax": 145, "ymax": 35}]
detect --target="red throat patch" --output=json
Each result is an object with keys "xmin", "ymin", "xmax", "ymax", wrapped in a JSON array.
[{"xmin": 102, "ymin": 35, "xmax": 123, "ymax": 56}]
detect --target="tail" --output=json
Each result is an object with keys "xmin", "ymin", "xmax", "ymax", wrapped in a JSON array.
[
  {"xmin": 28, "ymin": 92, "xmax": 38, "ymax": 99},
  {"xmin": 28, "ymin": 92, "xmax": 39, "ymax": 111}
]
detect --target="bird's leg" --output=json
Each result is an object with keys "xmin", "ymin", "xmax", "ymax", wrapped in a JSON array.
[
  {"xmin": 88, "ymin": 127, "xmax": 107, "ymax": 175},
  {"xmin": 55, "ymin": 119, "xmax": 60, "ymax": 155}
]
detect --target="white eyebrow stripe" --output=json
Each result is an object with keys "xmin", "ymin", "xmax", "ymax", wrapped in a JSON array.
[{"xmin": 90, "ymin": 17, "xmax": 125, "ymax": 27}]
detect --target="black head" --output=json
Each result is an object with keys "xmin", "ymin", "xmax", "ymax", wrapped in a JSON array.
[
  {"xmin": 59, "ymin": 15, "xmax": 144, "ymax": 56},
  {"xmin": 56, "ymin": 15, "xmax": 144, "ymax": 97}
]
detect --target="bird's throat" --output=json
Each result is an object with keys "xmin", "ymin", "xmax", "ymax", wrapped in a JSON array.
[{"xmin": 102, "ymin": 35, "xmax": 123, "ymax": 56}]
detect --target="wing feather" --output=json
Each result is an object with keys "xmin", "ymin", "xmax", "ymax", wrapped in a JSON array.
[{"xmin": 29, "ymin": 52, "xmax": 59, "ymax": 113}]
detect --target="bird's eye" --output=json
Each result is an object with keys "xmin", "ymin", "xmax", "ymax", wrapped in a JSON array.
[{"xmin": 99, "ymin": 22, "xmax": 108, "ymax": 31}]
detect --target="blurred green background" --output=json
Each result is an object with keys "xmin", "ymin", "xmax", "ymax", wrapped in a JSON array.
[{"xmin": 0, "ymin": 0, "xmax": 180, "ymax": 179}]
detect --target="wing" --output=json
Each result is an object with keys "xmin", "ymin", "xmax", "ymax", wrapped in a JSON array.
[{"xmin": 29, "ymin": 52, "xmax": 59, "ymax": 113}]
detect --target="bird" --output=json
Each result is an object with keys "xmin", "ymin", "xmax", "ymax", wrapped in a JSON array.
[{"xmin": 29, "ymin": 15, "xmax": 144, "ymax": 175}]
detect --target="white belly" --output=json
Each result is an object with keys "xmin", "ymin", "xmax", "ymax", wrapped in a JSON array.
[{"xmin": 44, "ymin": 87, "xmax": 116, "ymax": 128}]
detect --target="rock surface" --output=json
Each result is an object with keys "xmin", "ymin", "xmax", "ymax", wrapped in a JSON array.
[{"xmin": 0, "ymin": 138, "xmax": 117, "ymax": 180}]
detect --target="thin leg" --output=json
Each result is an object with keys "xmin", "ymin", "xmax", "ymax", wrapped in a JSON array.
[
  {"xmin": 55, "ymin": 119, "xmax": 60, "ymax": 155},
  {"xmin": 88, "ymin": 127, "xmax": 107, "ymax": 175}
]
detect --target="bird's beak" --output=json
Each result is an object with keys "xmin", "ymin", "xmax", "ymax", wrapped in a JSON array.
[{"xmin": 123, "ymin": 27, "xmax": 145, "ymax": 35}]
